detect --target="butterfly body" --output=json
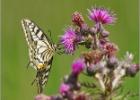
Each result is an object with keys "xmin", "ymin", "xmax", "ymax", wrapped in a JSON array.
[{"xmin": 21, "ymin": 19, "xmax": 55, "ymax": 93}]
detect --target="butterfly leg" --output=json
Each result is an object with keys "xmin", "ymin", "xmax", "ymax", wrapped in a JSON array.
[
  {"xmin": 31, "ymin": 78, "xmax": 37, "ymax": 86},
  {"xmin": 26, "ymin": 61, "xmax": 31, "ymax": 69},
  {"xmin": 56, "ymin": 50, "xmax": 65, "ymax": 55},
  {"xmin": 31, "ymin": 73, "xmax": 43, "ymax": 93}
]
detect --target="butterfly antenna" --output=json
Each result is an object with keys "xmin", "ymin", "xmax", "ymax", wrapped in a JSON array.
[
  {"xmin": 31, "ymin": 78, "xmax": 37, "ymax": 85},
  {"xmin": 48, "ymin": 30, "xmax": 54, "ymax": 44}
]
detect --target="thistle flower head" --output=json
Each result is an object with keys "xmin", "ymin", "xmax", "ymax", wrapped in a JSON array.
[
  {"xmin": 101, "ymin": 30, "xmax": 110, "ymax": 37},
  {"xmin": 35, "ymin": 94, "xmax": 51, "ymax": 100},
  {"xmin": 74, "ymin": 93, "xmax": 89, "ymax": 100},
  {"xmin": 72, "ymin": 11, "xmax": 85, "ymax": 27},
  {"xmin": 83, "ymin": 50, "xmax": 103, "ymax": 65},
  {"xmin": 59, "ymin": 83, "xmax": 70, "ymax": 96},
  {"xmin": 88, "ymin": 7, "xmax": 116, "ymax": 24},
  {"xmin": 61, "ymin": 27, "xmax": 81, "ymax": 54},
  {"xmin": 126, "ymin": 64, "xmax": 139, "ymax": 77},
  {"xmin": 103, "ymin": 42, "xmax": 118, "ymax": 57},
  {"xmin": 124, "ymin": 52, "xmax": 134, "ymax": 62},
  {"xmin": 72, "ymin": 59, "xmax": 85, "ymax": 75},
  {"xmin": 108, "ymin": 56, "xmax": 118, "ymax": 67}
]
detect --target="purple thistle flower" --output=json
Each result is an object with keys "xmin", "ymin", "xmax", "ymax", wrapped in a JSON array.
[
  {"xmin": 59, "ymin": 83, "xmax": 70, "ymax": 96},
  {"xmin": 126, "ymin": 64, "xmax": 139, "ymax": 77},
  {"xmin": 72, "ymin": 59, "xmax": 85, "ymax": 75},
  {"xmin": 61, "ymin": 27, "xmax": 81, "ymax": 54},
  {"xmin": 101, "ymin": 30, "xmax": 110, "ymax": 37},
  {"xmin": 88, "ymin": 7, "xmax": 115, "ymax": 25}
]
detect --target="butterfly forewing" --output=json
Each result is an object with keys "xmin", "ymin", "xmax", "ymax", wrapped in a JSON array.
[{"xmin": 21, "ymin": 19, "xmax": 55, "ymax": 89}]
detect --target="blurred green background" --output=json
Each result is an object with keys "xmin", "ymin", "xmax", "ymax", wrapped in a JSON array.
[{"xmin": 2, "ymin": 0, "xmax": 139, "ymax": 100}]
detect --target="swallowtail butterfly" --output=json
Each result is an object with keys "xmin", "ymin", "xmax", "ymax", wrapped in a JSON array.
[{"xmin": 21, "ymin": 19, "xmax": 56, "ymax": 93}]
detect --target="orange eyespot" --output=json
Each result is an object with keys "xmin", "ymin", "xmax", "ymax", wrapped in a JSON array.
[{"xmin": 37, "ymin": 63, "xmax": 44, "ymax": 69}]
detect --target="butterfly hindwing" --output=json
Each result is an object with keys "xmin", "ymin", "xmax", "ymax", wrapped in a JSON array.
[{"xmin": 21, "ymin": 19, "xmax": 55, "ymax": 92}]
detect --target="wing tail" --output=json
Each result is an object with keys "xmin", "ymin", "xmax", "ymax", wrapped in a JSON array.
[{"xmin": 35, "ymin": 57, "xmax": 53, "ymax": 93}]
